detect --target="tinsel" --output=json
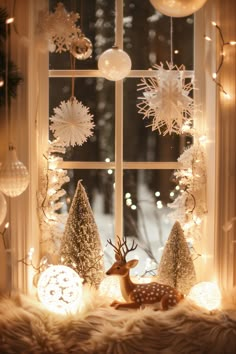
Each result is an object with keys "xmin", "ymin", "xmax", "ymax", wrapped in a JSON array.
[
  {"xmin": 60, "ymin": 180, "xmax": 104, "ymax": 288},
  {"xmin": 157, "ymin": 221, "xmax": 196, "ymax": 295},
  {"xmin": 38, "ymin": 138, "xmax": 70, "ymax": 254}
]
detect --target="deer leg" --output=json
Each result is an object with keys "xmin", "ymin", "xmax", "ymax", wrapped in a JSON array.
[
  {"xmin": 111, "ymin": 301, "xmax": 140, "ymax": 310},
  {"xmin": 160, "ymin": 294, "xmax": 170, "ymax": 311}
]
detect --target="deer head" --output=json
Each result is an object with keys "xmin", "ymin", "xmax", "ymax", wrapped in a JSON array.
[{"xmin": 106, "ymin": 236, "xmax": 138, "ymax": 277}]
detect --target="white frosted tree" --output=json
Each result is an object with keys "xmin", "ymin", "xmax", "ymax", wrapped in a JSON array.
[
  {"xmin": 60, "ymin": 180, "xmax": 104, "ymax": 288},
  {"xmin": 157, "ymin": 221, "xmax": 196, "ymax": 295}
]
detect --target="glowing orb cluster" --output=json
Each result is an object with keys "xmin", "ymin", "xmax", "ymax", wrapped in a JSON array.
[
  {"xmin": 188, "ymin": 282, "xmax": 221, "ymax": 311},
  {"xmin": 37, "ymin": 265, "xmax": 83, "ymax": 314}
]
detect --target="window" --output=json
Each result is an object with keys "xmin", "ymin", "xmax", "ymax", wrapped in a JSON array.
[{"xmin": 47, "ymin": 0, "xmax": 195, "ymax": 274}]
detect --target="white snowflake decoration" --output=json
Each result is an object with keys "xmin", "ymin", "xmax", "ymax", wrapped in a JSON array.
[
  {"xmin": 50, "ymin": 98, "xmax": 95, "ymax": 147},
  {"xmin": 38, "ymin": 2, "xmax": 81, "ymax": 53},
  {"xmin": 137, "ymin": 62, "xmax": 194, "ymax": 135}
]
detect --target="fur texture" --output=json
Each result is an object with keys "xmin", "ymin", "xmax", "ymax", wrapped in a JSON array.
[{"xmin": 0, "ymin": 286, "xmax": 236, "ymax": 354}]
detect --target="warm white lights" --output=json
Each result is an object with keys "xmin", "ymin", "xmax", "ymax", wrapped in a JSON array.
[
  {"xmin": 98, "ymin": 46, "xmax": 132, "ymax": 81},
  {"xmin": 6, "ymin": 17, "xmax": 14, "ymax": 24},
  {"xmin": 188, "ymin": 282, "xmax": 221, "ymax": 311},
  {"xmin": 37, "ymin": 265, "xmax": 83, "ymax": 314},
  {"xmin": 0, "ymin": 145, "xmax": 29, "ymax": 197}
]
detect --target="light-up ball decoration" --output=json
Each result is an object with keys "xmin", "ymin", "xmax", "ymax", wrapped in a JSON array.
[
  {"xmin": 37, "ymin": 265, "xmax": 83, "ymax": 314},
  {"xmin": 188, "ymin": 282, "xmax": 221, "ymax": 311},
  {"xmin": 149, "ymin": 0, "xmax": 208, "ymax": 17},
  {"xmin": 99, "ymin": 276, "xmax": 124, "ymax": 301},
  {"xmin": 98, "ymin": 46, "xmax": 132, "ymax": 81},
  {"xmin": 0, "ymin": 145, "xmax": 29, "ymax": 197}
]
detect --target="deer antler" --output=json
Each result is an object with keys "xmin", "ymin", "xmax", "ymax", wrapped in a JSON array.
[{"xmin": 107, "ymin": 236, "xmax": 138, "ymax": 262}]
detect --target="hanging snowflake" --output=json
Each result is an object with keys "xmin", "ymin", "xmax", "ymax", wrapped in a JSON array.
[
  {"xmin": 137, "ymin": 62, "xmax": 194, "ymax": 136},
  {"xmin": 38, "ymin": 2, "xmax": 81, "ymax": 53},
  {"xmin": 50, "ymin": 98, "xmax": 95, "ymax": 147}
]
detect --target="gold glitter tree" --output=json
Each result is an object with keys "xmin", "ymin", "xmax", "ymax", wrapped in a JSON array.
[
  {"xmin": 157, "ymin": 221, "xmax": 196, "ymax": 295},
  {"xmin": 60, "ymin": 180, "xmax": 104, "ymax": 288}
]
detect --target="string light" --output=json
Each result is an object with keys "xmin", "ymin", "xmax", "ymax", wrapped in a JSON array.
[{"xmin": 205, "ymin": 21, "xmax": 236, "ymax": 98}]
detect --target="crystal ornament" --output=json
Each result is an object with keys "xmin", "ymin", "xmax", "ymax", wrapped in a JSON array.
[
  {"xmin": 149, "ymin": 0, "xmax": 208, "ymax": 18},
  {"xmin": 0, "ymin": 191, "xmax": 7, "ymax": 225},
  {"xmin": 137, "ymin": 62, "xmax": 194, "ymax": 135},
  {"xmin": 38, "ymin": 2, "xmax": 81, "ymax": 53},
  {"xmin": 98, "ymin": 46, "xmax": 132, "ymax": 81},
  {"xmin": 50, "ymin": 98, "xmax": 95, "ymax": 147},
  {"xmin": 0, "ymin": 145, "xmax": 29, "ymax": 197},
  {"xmin": 70, "ymin": 34, "xmax": 93, "ymax": 60}
]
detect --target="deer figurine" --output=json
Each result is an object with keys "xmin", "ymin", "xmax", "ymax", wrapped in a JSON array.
[{"xmin": 106, "ymin": 237, "xmax": 184, "ymax": 310}]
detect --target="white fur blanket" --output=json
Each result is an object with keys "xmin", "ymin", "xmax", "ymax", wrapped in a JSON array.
[{"xmin": 0, "ymin": 287, "xmax": 236, "ymax": 354}]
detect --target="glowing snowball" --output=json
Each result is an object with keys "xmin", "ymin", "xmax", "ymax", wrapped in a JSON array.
[
  {"xmin": 188, "ymin": 282, "xmax": 221, "ymax": 311},
  {"xmin": 99, "ymin": 276, "xmax": 124, "ymax": 301},
  {"xmin": 37, "ymin": 265, "xmax": 83, "ymax": 314},
  {"xmin": 98, "ymin": 46, "xmax": 131, "ymax": 81}
]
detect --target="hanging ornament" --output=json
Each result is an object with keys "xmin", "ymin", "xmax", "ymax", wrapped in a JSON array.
[
  {"xmin": 49, "ymin": 97, "xmax": 95, "ymax": 147},
  {"xmin": 0, "ymin": 145, "xmax": 29, "ymax": 197},
  {"xmin": 70, "ymin": 33, "xmax": 93, "ymax": 60},
  {"xmin": 38, "ymin": 2, "xmax": 81, "ymax": 53},
  {"xmin": 0, "ymin": 191, "xmax": 7, "ymax": 225},
  {"xmin": 98, "ymin": 46, "xmax": 132, "ymax": 81},
  {"xmin": 149, "ymin": 0, "xmax": 208, "ymax": 18},
  {"xmin": 137, "ymin": 62, "xmax": 194, "ymax": 135}
]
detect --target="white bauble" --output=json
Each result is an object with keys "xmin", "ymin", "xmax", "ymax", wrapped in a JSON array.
[
  {"xmin": 98, "ymin": 46, "xmax": 131, "ymax": 81},
  {"xmin": 0, "ymin": 145, "xmax": 29, "ymax": 197},
  {"xmin": 0, "ymin": 191, "xmax": 7, "ymax": 225},
  {"xmin": 149, "ymin": 0, "xmax": 208, "ymax": 17}
]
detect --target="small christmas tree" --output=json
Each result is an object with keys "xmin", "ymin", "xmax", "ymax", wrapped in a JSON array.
[
  {"xmin": 60, "ymin": 180, "xmax": 104, "ymax": 287},
  {"xmin": 157, "ymin": 221, "xmax": 196, "ymax": 295}
]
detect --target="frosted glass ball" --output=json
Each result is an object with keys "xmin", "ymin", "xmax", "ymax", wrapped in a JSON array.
[
  {"xmin": 0, "ymin": 146, "xmax": 29, "ymax": 197},
  {"xmin": 188, "ymin": 282, "xmax": 221, "ymax": 311},
  {"xmin": 0, "ymin": 191, "xmax": 7, "ymax": 225},
  {"xmin": 70, "ymin": 35, "xmax": 93, "ymax": 60},
  {"xmin": 37, "ymin": 265, "xmax": 83, "ymax": 314},
  {"xmin": 149, "ymin": 0, "xmax": 208, "ymax": 17},
  {"xmin": 98, "ymin": 47, "xmax": 132, "ymax": 81}
]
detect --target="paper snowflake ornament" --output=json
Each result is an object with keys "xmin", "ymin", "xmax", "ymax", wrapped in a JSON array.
[
  {"xmin": 137, "ymin": 63, "xmax": 194, "ymax": 135},
  {"xmin": 50, "ymin": 98, "xmax": 95, "ymax": 147},
  {"xmin": 38, "ymin": 2, "xmax": 81, "ymax": 53}
]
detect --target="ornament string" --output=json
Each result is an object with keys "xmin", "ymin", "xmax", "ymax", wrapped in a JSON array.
[
  {"xmin": 70, "ymin": 54, "xmax": 76, "ymax": 99},
  {"xmin": 170, "ymin": 17, "xmax": 173, "ymax": 65}
]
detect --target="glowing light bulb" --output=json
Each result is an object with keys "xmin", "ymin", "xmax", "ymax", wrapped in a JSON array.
[
  {"xmin": 6, "ymin": 17, "xmax": 14, "ymax": 24},
  {"xmin": 107, "ymin": 169, "xmax": 113, "ymax": 175},
  {"xmin": 105, "ymin": 157, "xmax": 110, "ymax": 162},
  {"xmin": 212, "ymin": 73, "xmax": 217, "ymax": 79},
  {"xmin": 204, "ymin": 35, "xmax": 212, "ymax": 41},
  {"xmin": 211, "ymin": 21, "xmax": 217, "ymax": 27},
  {"xmin": 125, "ymin": 192, "xmax": 131, "ymax": 199},
  {"xmin": 223, "ymin": 92, "xmax": 231, "ymax": 100},
  {"xmin": 98, "ymin": 46, "xmax": 132, "ymax": 81},
  {"xmin": 229, "ymin": 41, "xmax": 236, "ymax": 45},
  {"xmin": 155, "ymin": 191, "xmax": 160, "ymax": 197},
  {"xmin": 131, "ymin": 204, "xmax": 137, "ymax": 210}
]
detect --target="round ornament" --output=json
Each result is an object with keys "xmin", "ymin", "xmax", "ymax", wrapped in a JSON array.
[
  {"xmin": 188, "ymin": 282, "xmax": 221, "ymax": 311},
  {"xmin": 70, "ymin": 35, "xmax": 93, "ymax": 60},
  {"xmin": 149, "ymin": 0, "xmax": 208, "ymax": 17},
  {"xmin": 98, "ymin": 46, "xmax": 132, "ymax": 81},
  {"xmin": 0, "ymin": 145, "xmax": 29, "ymax": 197},
  {"xmin": 0, "ymin": 191, "xmax": 7, "ymax": 225},
  {"xmin": 37, "ymin": 265, "xmax": 83, "ymax": 314}
]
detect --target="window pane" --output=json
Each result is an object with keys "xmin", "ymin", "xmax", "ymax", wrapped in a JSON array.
[
  {"xmin": 63, "ymin": 169, "xmax": 115, "ymax": 269},
  {"xmin": 123, "ymin": 169, "xmax": 176, "ymax": 276},
  {"xmin": 123, "ymin": 0, "xmax": 194, "ymax": 70},
  {"xmin": 123, "ymin": 78, "xmax": 192, "ymax": 162},
  {"xmin": 49, "ymin": 0, "xmax": 115, "ymax": 70},
  {"xmin": 49, "ymin": 78, "xmax": 115, "ymax": 161}
]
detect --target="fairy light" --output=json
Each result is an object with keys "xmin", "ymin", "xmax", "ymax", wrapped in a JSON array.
[
  {"xmin": 6, "ymin": 17, "xmax": 14, "ymax": 24},
  {"xmin": 125, "ymin": 192, "xmax": 131, "ymax": 199},
  {"xmin": 107, "ymin": 169, "xmax": 113, "ymax": 175},
  {"xmin": 0, "ymin": 222, "xmax": 10, "ymax": 249},
  {"xmin": 205, "ymin": 21, "xmax": 236, "ymax": 98}
]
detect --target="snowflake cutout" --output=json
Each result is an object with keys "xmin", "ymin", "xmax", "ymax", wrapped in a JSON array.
[
  {"xmin": 50, "ymin": 98, "xmax": 95, "ymax": 147},
  {"xmin": 38, "ymin": 2, "xmax": 81, "ymax": 53},
  {"xmin": 137, "ymin": 62, "xmax": 194, "ymax": 135}
]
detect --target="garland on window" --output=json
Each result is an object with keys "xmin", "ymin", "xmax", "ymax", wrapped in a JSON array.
[
  {"xmin": 168, "ymin": 131, "xmax": 207, "ymax": 243},
  {"xmin": 37, "ymin": 138, "xmax": 70, "ymax": 254}
]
